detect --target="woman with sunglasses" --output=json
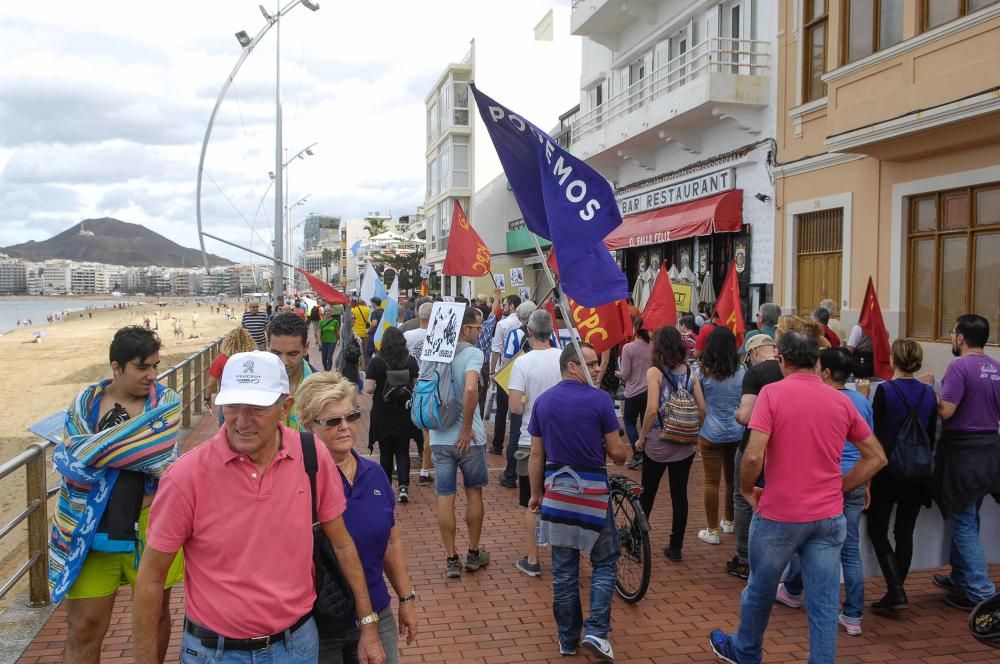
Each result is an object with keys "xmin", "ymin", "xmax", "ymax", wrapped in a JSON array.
[{"xmin": 297, "ymin": 371, "xmax": 418, "ymax": 664}]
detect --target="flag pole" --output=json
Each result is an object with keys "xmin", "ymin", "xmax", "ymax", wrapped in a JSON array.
[{"xmin": 530, "ymin": 234, "xmax": 595, "ymax": 388}]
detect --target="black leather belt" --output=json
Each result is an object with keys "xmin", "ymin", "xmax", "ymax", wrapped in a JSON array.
[{"xmin": 184, "ymin": 614, "xmax": 311, "ymax": 651}]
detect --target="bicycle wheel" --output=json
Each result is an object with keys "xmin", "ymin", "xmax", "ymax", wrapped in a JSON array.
[{"xmin": 612, "ymin": 489, "xmax": 651, "ymax": 603}]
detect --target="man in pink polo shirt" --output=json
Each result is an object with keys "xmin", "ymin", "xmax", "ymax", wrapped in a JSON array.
[
  {"xmin": 710, "ymin": 331, "xmax": 885, "ymax": 664},
  {"xmin": 132, "ymin": 351, "xmax": 385, "ymax": 664}
]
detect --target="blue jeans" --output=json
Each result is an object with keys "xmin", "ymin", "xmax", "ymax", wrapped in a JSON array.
[
  {"xmin": 181, "ymin": 616, "xmax": 318, "ymax": 663},
  {"xmin": 784, "ymin": 486, "xmax": 865, "ymax": 619},
  {"xmin": 320, "ymin": 341, "xmax": 336, "ymax": 371},
  {"xmin": 947, "ymin": 500, "xmax": 996, "ymax": 602},
  {"xmin": 550, "ymin": 508, "xmax": 620, "ymax": 650},
  {"xmin": 733, "ymin": 513, "xmax": 846, "ymax": 664}
]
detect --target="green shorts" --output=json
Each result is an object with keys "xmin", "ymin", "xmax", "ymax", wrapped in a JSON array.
[{"xmin": 66, "ymin": 505, "xmax": 184, "ymax": 600}]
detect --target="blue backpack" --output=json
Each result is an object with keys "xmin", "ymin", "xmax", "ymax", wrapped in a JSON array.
[{"xmin": 410, "ymin": 342, "xmax": 474, "ymax": 430}]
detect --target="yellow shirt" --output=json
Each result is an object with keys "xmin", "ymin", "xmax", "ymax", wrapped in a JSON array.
[{"xmin": 352, "ymin": 304, "xmax": 372, "ymax": 338}]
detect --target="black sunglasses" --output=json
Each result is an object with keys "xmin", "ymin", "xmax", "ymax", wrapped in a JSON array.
[{"xmin": 312, "ymin": 410, "xmax": 362, "ymax": 428}]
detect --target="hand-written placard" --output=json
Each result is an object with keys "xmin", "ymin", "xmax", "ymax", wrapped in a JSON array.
[{"xmin": 421, "ymin": 302, "xmax": 467, "ymax": 363}]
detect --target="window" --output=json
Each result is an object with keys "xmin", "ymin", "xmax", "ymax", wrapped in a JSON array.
[
  {"xmin": 844, "ymin": 0, "xmax": 904, "ymax": 63},
  {"xmin": 452, "ymin": 137, "xmax": 469, "ymax": 188},
  {"xmin": 427, "ymin": 101, "xmax": 439, "ymax": 144},
  {"xmin": 907, "ymin": 183, "xmax": 1000, "ymax": 344},
  {"xmin": 923, "ymin": 0, "xmax": 999, "ymax": 30},
  {"xmin": 803, "ymin": 0, "xmax": 828, "ymax": 102},
  {"xmin": 453, "ymin": 82, "xmax": 469, "ymax": 126}
]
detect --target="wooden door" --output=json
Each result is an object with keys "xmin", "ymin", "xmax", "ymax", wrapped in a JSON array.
[{"xmin": 796, "ymin": 209, "xmax": 843, "ymax": 315}]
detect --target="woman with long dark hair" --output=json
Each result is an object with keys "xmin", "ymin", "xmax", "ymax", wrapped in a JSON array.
[
  {"xmin": 618, "ymin": 316, "xmax": 652, "ymax": 468},
  {"xmin": 364, "ymin": 326, "xmax": 420, "ymax": 503},
  {"xmin": 636, "ymin": 326, "xmax": 697, "ymax": 561},
  {"xmin": 692, "ymin": 326, "xmax": 745, "ymax": 545}
]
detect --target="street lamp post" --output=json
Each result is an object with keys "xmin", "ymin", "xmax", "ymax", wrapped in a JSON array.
[
  {"xmin": 269, "ymin": 141, "xmax": 317, "ymax": 294},
  {"xmin": 195, "ymin": 0, "xmax": 320, "ymax": 309}
]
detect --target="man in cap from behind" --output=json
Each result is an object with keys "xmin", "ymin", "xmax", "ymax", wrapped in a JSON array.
[{"xmin": 133, "ymin": 351, "xmax": 385, "ymax": 664}]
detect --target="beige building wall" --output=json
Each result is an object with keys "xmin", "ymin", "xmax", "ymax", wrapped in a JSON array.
[{"xmin": 773, "ymin": 1, "xmax": 1000, "ymax": 376}]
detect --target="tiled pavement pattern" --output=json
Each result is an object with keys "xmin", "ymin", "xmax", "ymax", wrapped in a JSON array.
[{"xmin": 16, "ymin": 357, "xmax": 1000, "ymax": 662}]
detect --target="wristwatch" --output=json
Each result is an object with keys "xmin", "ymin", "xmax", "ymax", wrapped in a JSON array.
[
  {"xmin": 356, "ymin": 611, "xmax": 380, "ymax": 627},
  {"xmin": 399, "ymin": 591, "xmax": 417, "ymax": 604}
]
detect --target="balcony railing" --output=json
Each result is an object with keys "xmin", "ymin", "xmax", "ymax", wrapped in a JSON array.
[{"xmin": 571, "ymin": 37, "xmax": 769, "ymax": 144}]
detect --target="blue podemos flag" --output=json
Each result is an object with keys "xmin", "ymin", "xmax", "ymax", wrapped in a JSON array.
[{"xmin": 470, "ymin": 82, "xmax": 628, "ymax": 307}]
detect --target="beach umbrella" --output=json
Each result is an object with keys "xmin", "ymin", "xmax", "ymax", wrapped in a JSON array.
[
  {"xmin": 32, "ymin": 330, "xmax": 47, "ymax": 337},
  {"xmin": 699, "ymin": 270, "xmax": 716, "ymax": 305}
]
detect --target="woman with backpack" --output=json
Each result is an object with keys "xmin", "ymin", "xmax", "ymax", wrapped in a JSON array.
[
  {"xmin": 866, "ymin": 338, "xmax": 936, "ymax": 614},
  {"xmin": 365, "ymin": 326, "xmax": 420, "ymax": 504},
  {"xmin": 636, "ymin": 326, "xmax": 699, "ymax": 561},
  {"xmin": 691, "ymin": 326, "xmax": 746, "ymax": 546}
]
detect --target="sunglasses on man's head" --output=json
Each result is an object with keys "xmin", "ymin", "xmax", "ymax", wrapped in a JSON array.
[{"xmin": 312, "ymin": 410, "xmax": 362, "ymax": 428}]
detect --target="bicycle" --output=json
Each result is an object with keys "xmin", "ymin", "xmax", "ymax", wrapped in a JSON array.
[{"xmin": 609, "ymin": 473, "xmax": 651, "ymax": 603}]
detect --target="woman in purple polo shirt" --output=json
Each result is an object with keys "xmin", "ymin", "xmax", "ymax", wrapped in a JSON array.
[{"xmin": 297, "ymin": 372, "xmax": 418, "ymax": 664}]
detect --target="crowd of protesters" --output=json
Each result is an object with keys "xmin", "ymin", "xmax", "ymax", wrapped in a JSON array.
[{"xmin": 46, "ymin": 282, "xmax": 1000, "ymax": 663}]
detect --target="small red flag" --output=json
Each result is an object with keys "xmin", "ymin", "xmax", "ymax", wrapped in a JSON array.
[
  {"xmin": 443, "ymin": 200, "xmax": 491, "ymax": 277},
  {"xmin": 297, "ymin": 269, "xmax": 350, "ymax": 305},
  {"xmin": 419, "ymin": 279, "xmax": 429, "ymax": 297},
  {"xmin": 547, "ymin": 247, "xmax": 560, "ymax": 275},
  {"xmin": 714, "ymin": 260, "xmax": 746, "ymax": 346},
  {"xmin": 859, "ymin": 276, "xmax": 893, "ymax": 381},
  {"xmin": 565, "ymin": 296, "xmax": 632, "ymax": 355},
  {"xmin": 641, "ymin": 262, "xmax": 678, "ymax": 331}
]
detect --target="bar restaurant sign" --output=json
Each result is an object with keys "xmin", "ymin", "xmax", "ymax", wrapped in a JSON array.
[{"xmin": 618, "ymin": 168, "xmax": 735, "ymax": 216}]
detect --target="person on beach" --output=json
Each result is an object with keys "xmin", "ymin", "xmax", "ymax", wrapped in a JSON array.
[
  {"xmin": 49, "ymin": 326, "xmax": 184, "ymax": 664},
  {"xmin": 133, "ymin": 351, "xmax": 384, "ymax": 664},
  {"xmin": 268, "ymin": 312, "xmax": 315, "ymax": 432}
]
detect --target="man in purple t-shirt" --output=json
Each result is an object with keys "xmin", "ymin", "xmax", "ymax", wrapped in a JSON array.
[
  {"xmin": 930, "ymin": 314, "xmax": 1000, "ymax": 609},
  {"xmin": 527, "ymin": 343, "xmax": 627, "ymax": 660}
]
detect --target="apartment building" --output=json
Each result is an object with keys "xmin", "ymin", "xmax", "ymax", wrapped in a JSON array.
[
  {"xmin": 423, "ymin": 7, "xmax": 581, "ymax": 299},
  {"xmin": 570, "ymin": 0, "xmax": 778, "ymax": 314},
  {"xmin": 0, "ymin": 255, "xmax": 27, "ymax": 295},
  {"xmin": 773, "ymin": 0, "xmax": 1000, "ymax": 372}
]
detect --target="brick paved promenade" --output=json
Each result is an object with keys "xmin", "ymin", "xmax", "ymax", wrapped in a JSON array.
[{"xmin": 15, "ymin": 384, "xmax": 999, "ymax": 662}]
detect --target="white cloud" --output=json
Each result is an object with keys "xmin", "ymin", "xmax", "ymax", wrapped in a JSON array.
[{"xmin": 0, "ymin": 0, "xmax": 571, "ymax": 261}]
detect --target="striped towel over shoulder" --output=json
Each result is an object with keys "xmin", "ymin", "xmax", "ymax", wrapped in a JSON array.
[{"xmin": 537, "ymin": 464, "xmax": 610, "ymax": 554}]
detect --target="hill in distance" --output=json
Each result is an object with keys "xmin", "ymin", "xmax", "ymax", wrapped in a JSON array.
[{"xmin": 2, "ymin": 218, "xmax": 233, "ymax": 268}]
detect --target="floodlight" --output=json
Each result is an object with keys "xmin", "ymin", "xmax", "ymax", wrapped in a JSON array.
[
  {"xmin": 301, "ymin": 0, "xmax": 320, "ymax": 11},
  {"xmin": 259, "ymin": 5, "xmax": 273, "ymax": 20},
  {"xmin": 235, "ymin": 31, "xmax": 252, "ymax": 48},
  {"xmin": 305, "ymin": 148, "xmax": 314, "ymax": 156}
]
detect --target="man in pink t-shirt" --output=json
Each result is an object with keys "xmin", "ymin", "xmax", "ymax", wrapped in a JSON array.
[
  {"xmin": 710, "ymin": 332, "xmax": 885, "ymax": 664},
  {"xmin": 132, "ymin": 351, "xmax": 385, "ymax": 664}
]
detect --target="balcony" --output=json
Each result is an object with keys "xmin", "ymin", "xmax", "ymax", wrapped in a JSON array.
[
  {"xmin": 570, "ymin": 38, "xmax": 770, "ymax": 162},
  {"xmin": 571, "ymin": 0, "xmax": 659, "ymax": 47},
  {"xmin": 822, "ymin": 7, "xmax": 1000, "ymax": 160}
]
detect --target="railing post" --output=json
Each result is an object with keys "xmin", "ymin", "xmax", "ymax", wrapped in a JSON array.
[
  {"xmin": 181, "ymin": 363, "xmax": 192, "ymax": 428},
  {"xmin": 193, "ymin": 354, "xmax": 204, "ymax": 415},
  {"xmin": 25, "ymin": 445, "xmax": 50, "ymax": 607}
]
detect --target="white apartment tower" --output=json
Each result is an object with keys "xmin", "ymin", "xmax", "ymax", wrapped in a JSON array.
[{"xmin": 570, "ymin": 0, "xmax": 777, "ymax": 315}]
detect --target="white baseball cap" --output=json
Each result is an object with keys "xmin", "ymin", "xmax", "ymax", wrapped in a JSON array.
[{"xmin": 215, "ymin": 351, "xmax": 290, "ymax": 407}]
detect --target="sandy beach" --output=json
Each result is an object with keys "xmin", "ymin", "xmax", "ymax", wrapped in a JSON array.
[{"xmin": 0, "ymin": 298, "xmax": 243, "ymax": 605}]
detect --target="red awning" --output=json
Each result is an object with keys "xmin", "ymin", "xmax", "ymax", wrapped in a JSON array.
[{"xmin": 604, "ymin": 189, "xmax": 743, "ymax": 250}]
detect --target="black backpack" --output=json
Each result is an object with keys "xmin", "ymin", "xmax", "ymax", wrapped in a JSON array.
[
  {"xmin": 885, "ymin": 382, "xmax": 934, "ymax": 481},
  {"xmin": 382, "ymin": 366, "xmax": 413, "ymax": 407},
  {"xmin": 301, "ymin": 432, "xmax": 355, "ymax": 632}
]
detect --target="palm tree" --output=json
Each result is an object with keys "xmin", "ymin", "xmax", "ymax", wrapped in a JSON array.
[
  {"xmin": 321, "ymin": 248, "xmax": 335, "ymax": 281},
  {"xmin": 364, "ymin": 217, "xmax": 388, "ymax": 237}
]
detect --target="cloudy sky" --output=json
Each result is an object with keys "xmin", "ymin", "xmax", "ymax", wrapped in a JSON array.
[{"xmin": 0, "ymin": 0, "xmax": 570, "ymax": 262}]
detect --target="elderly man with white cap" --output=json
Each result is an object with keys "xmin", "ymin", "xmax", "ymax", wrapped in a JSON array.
[{"xmin": 132, "ymin": 351, "xmax": 385, "ymax": 664}]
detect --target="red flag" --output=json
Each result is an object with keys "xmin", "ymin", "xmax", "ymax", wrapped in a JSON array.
[
  {"xmin": 641, "ymin": 262, "xmax": 678, "ymax": 331},
  {"xmin": 859, "ymin": 276, "xmax": 893, "ymax": 381},
  {"xmin": 297, "ymin": 269, "xmax": 350, "ymax": 305},
  {"xmin": 715, "ymin": 260, "xmax": 746, "ymax": 346},
  {"xmin": 565, "ymin": 296, "xmax": 632, "ymax": 355},
  {"xmin": 419, "ymin": 279, "xmax": 429, "ymax": 297},
  {"xmin": 443, "ymin": 200, "xmax": 491, "ymax": 277},
  {"xmin": 544, "ymin": 298, "xmax": 558, "ymax": 333},
  {"xmin": 547, "ymin": 247, "xmax": 560, "ymax": 275}
]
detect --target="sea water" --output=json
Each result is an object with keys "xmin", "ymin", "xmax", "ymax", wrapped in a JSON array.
[{"xmin": 0, "ymin": 298, "xmax": 138, "ymax": 334}]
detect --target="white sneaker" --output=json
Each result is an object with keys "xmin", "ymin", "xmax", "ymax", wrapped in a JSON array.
[
  {"xmin": 581, "ymin": 634, "xmax": 614, "ymax": 660},
  {"xmin": 720, "ymin": 519, "xmax": 734, "ymax": 534},
  {"xmin": 698, "ymin": 528, "xmax": 721, "ymax": 545}
]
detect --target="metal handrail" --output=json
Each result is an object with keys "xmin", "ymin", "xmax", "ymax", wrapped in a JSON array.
[
  {"xmin": 571, "ymin": 37, "xmax": 771, "ymax": 143},
  {"xmin": 0, "ymin": 336, "xmax": 223, "ymax": 607}
]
